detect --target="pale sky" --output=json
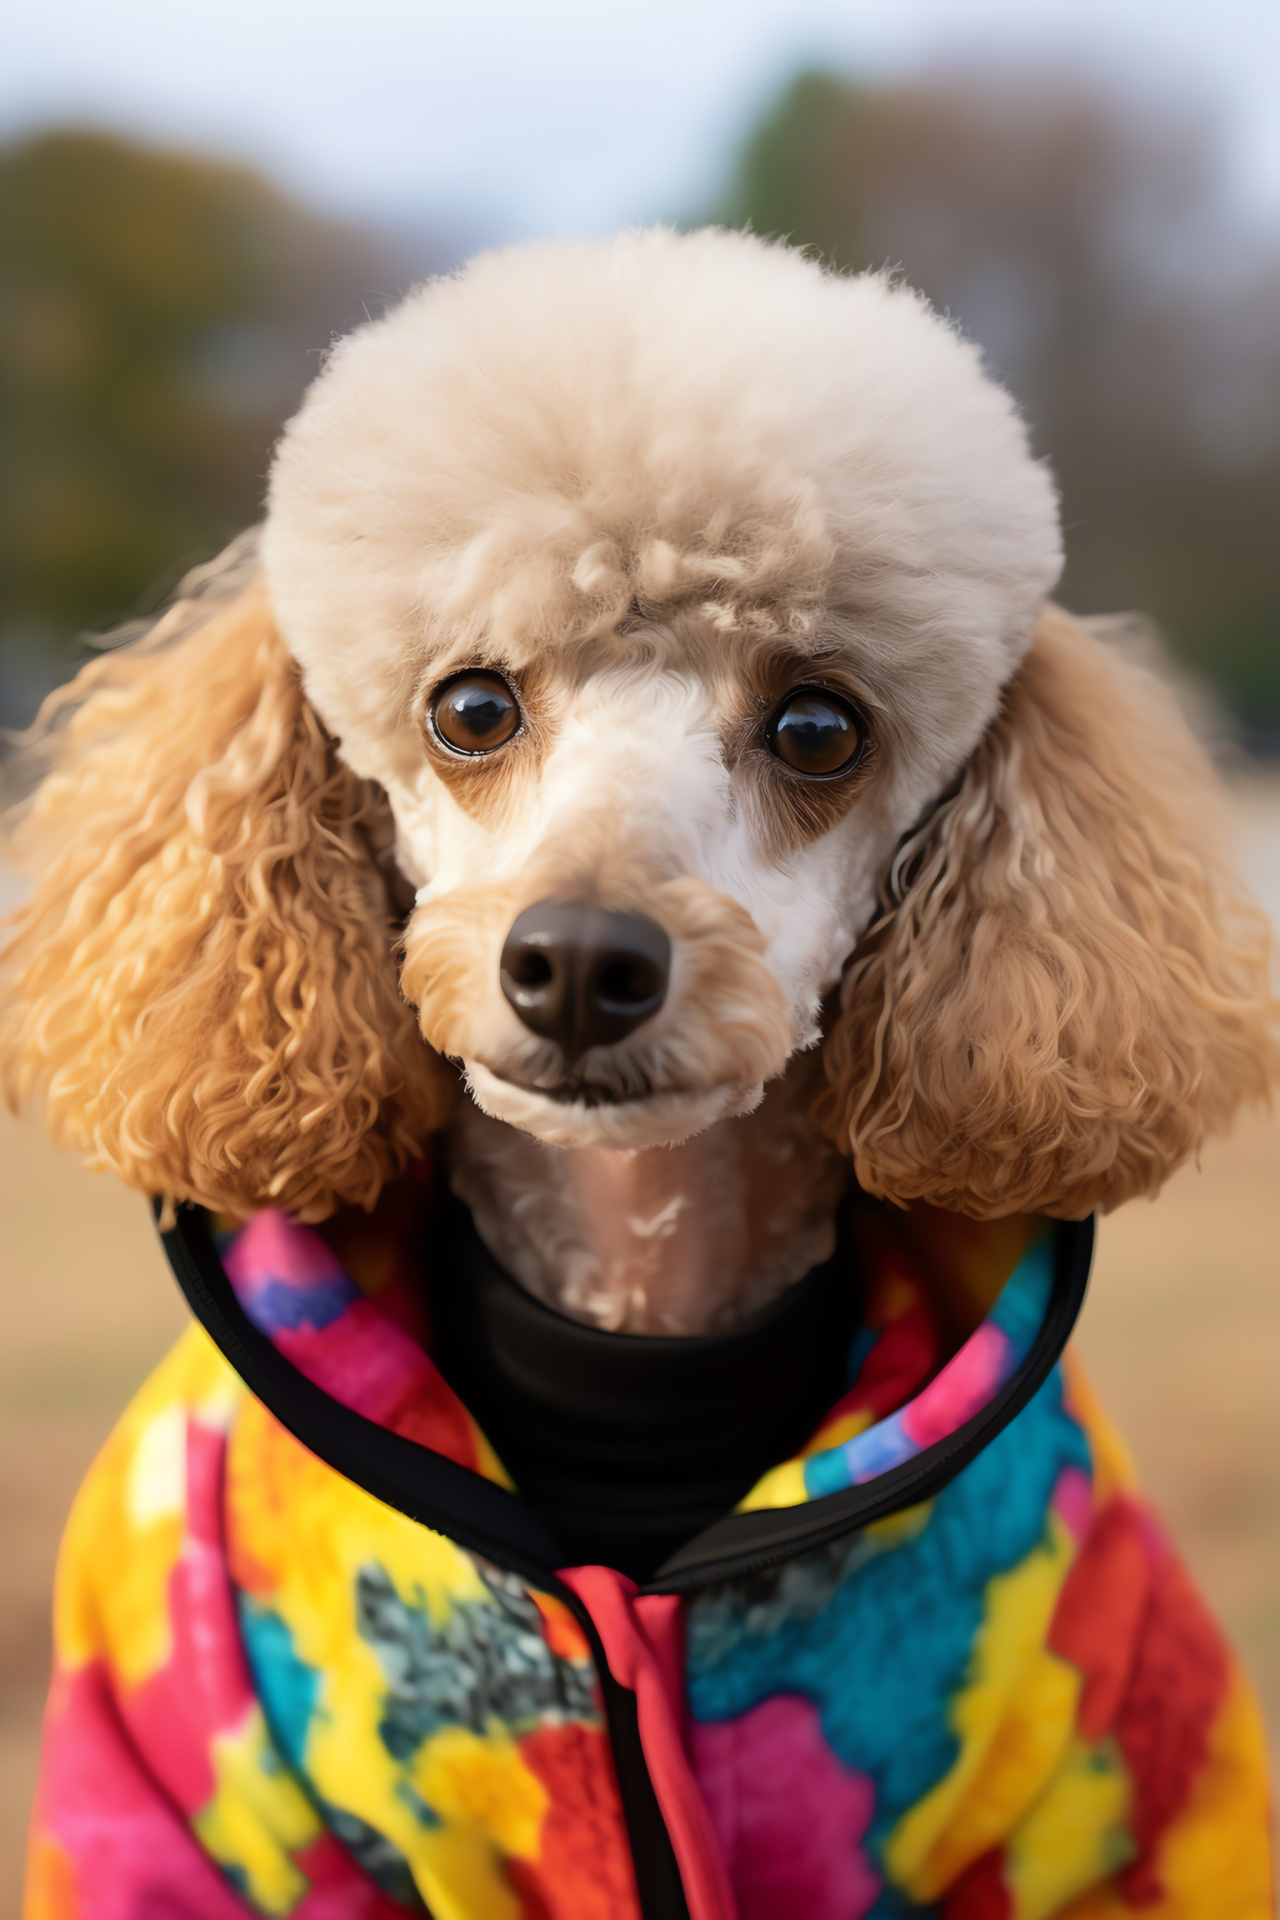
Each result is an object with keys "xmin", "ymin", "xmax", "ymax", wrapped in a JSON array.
[{"xmin": 4, "ymin": 0, "xmax": 1280, "ymax": 242}]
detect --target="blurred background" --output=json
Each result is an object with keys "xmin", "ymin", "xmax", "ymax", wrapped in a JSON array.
[{"xmin": 1, "ymin": 0, "xmax": 1279, "ymax": 1906}]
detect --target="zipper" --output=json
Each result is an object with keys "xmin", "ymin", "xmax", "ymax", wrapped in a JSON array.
[{"xmin": 552, "ymin": 1594, "xmax": 692, "ymax": 1920}]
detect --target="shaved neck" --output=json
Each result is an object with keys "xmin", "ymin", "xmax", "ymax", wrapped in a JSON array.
[{"xmin": 445, "ymin": 1050, "xmax": 850, "ymax": 1335}]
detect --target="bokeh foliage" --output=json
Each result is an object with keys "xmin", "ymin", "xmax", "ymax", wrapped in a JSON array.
[
  {"xmin": 717, "ymin": 70, "xmax": 1280, "ymax": 748},
  {"xmin": 0, "ymin": 129, "xmax": 411, "ymax": 722},
  {"xmin": 3, "ymin": 95, "xmax": 1279, "ymax": 747}
]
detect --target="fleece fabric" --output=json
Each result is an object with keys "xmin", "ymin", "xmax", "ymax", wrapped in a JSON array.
[{"xmin": 24, "ymin": 1183, "xmax": 1272, "ymax": 1920}]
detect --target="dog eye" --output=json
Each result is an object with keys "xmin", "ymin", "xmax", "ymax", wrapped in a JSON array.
[
  {"xmin": 767, "ymin": 687, "xmax": 866, "ymax": 777},
  {"xmin": 430, "ymin": 672, "xmax": 522, "ymax": 755}
]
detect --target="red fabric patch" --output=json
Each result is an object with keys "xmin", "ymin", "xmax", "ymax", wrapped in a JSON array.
[
  {"xmin": 811, "ymin": 1243, "xmax": 940, "ymax": 1443},
  {"xmin": 846, "ymin": 1294, "xmax": 938, "ymax": 1422},
  {"xmin": 1050, "ymin": 1494, "xmax": 1230, "ymax": 1906},
  {"xmin": 387, "ymin": 1379, "xmax": 484, "ymax": 1470},
  {"xmin": 510, "ymin": 1722, "xmax": 640, "ymax": 1920},
  {"xmin": 1048, "ymin": 1495, "xmax": 1151, "ymax": 1740},
  {"xmin": 942, "ymin": 1848, "xmax": 1013, "ymax": 1919},
  {"xmin": 1113, "ymin": 1544, "xmax": 1230, "ymax": 1905},
  {"xmin": 528, "ymin": 1590, "xmax": 594, "ymax": 1664},
  {"xmin": 796, "ymin": 1240, "xmax": 940, "ymax": 1464},
  {"xmin": 291, "ymin": 1834, "xmax": 419, "ymax": 1916}
]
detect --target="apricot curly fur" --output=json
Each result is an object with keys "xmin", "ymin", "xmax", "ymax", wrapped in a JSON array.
[
  {"xmin": 816, "ymin": 607, "xmax": 1278, "ymax": 1217},
  {"xmin": 3, "ymin": 562, "xmax": 1273, "ymax": 1225},
  {"xmin": 0, "ymin": 551, "xmax": 450, "ymax": 1220}
]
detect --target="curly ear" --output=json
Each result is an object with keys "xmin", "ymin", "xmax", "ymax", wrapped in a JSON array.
[
  {"xmin": 1, "ymin": 544, "xmax": 450, "ymax": 1219},
  {"xmin": 818, "ymin": 604, "xmax": 1278, "ymax": 1218}
]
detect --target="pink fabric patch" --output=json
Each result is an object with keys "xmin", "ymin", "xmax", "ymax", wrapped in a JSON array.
[
  {"xmin": 691, "ymin": 1693, "xmax": 879, "ymax": 1920},
  {"xmin": 227, "ymin": 1209, "xmax": 349, "ymax": 1287},
  {"xmin": 35, "ymin": 1661, "xmax": 414, "ymax": 1918},
  {"xmin": 1052, "ymin": 1465, "xmax": 1094, "ymax": 1544},
  {"xmin": 271, "ymin": 1299, "xmax": 439, "ymax": 1425},
  {"xmin": 226, "ymin": 1211, "xmax": 440, "ymax": 1426},
  {"xmin": 32, "ymin": 1662, "xmax": 258, "ymax": 1920},
  {"xmin": 899, "ymin": 1322, "xmax": 1011, "ymax": 1450},
  {"xmin": 120, "ymin": 1419, "xmax": 255, "ymax": 1813}
]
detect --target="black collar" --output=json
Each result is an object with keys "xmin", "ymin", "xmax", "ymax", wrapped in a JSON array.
[
  {"xmin": 425, "ymin": 1189, "xmax": 865, "ymax": 1581},
  {"xmin": 158, "ymin": 1201, "xmax": 1091, "ymax": 1595}
]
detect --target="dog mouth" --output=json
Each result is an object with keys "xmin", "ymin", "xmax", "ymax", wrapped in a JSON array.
[
  {"xmin": 486, "ymin": 1068, "xmax": 659, "ymax": 1109},
  {"xmin": 463, "ymin": 1059, "xmax": 767, "ymax": 1148}
]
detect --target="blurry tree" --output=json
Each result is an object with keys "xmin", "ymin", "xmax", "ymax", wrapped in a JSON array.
[
  {"xmin": 716, "ymin": 69, "xmax": 1280, "ymax": 749},
  {"xmin": 0, "ymin": 128, "xmax": 424, "ymax": 725}
]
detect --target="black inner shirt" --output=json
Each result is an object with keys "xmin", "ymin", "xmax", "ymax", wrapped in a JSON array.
[{"xmin": 426, "ymin": 1190, "xmax": 864, "ymax": 1582}]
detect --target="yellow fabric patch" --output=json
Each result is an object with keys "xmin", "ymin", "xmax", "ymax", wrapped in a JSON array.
[
  {"xmin": 225, "ymin": 1395, "xmax": 558, "ymax": 1904},
  {"xmin": 414, "ymin": 1724, "xmax": 548, "ymax": 1860},
  {"xmin": 228, "ymin": 1390, "xmax": 491, "ymax": 1634},
  {"xmin": 388, "ymin": 1728, "xmax": 551, "ymax": 1920},
  {"xmin": 737, "ymin": 1409, "xmax": 876, "ymax": 1509},
  {"xmin": 736, "ymin": 1460, "xmax": 808, "ymax": 1512},
  {"xmin": 804, "ymin": 1408, "xmax": 874, "ymax": 1457},
  {"xmin": 472, "ymin": 1426, "xmax": 516, "ymax": 1492},
  {"xmin": 863, "ymin": 1501, "xmax": 934, "ymax": 1550},
  {"xmin": 192, "ymin": 1706, "xmax": 321, "ymax": 1915},
  {"xmin": 53, "ymin": 1325, "xmax": 241, "ymax": 1686},
  {"xmin": 885, "ymin": 1512, "xmax": 1081, "ymax": 1902},
  {"xmin": 1148, "ymin": 1664, "xmax": 1272, "ymax": 1918},
  {"xmin": 407, "ymin": 1825, "xmax": 524, "ymax": 1920},
  {"xmin": 1015, "ymin": 1672, "xmax": 1272, "ymax": 1920},
  {"xmin": 1005, "ymin": 1736, "xmax": 1134, "ymax": 1919}
]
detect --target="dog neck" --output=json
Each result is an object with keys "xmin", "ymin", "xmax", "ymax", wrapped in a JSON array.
[{"xmin": 444, "ymin": 1051, "xmax": 851, "ymax": 1335}]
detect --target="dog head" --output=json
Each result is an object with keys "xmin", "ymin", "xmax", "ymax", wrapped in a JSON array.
[
  {"xmin": 263, "ymin": 227, "xmax": 1060, "ymax": 1150},
  {"xmin": 3, "ymin": 228, "xmax": 1273, "ymax": 1218}
]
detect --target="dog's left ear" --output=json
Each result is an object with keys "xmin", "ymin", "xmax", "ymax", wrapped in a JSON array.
[
  {"xmin": 818, "ymin": 605, "xmax": 1278, "ymax": 1218},
  {"xmin": 1, "ymin": 552, "xmax": 450, "ymax": 1220}
]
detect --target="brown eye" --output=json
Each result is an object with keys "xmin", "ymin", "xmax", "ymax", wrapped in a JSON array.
[
  {"xmin": 767, "ymin": 687, "xmax": 866, "ymax": 777},
  {"xmin": 430, "ymin": 671, "xmax": 521, "ymax": 755}
]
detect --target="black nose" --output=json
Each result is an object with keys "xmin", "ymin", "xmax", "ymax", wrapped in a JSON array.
[{"xmin": 499, "ymin": 901, "xmax": 671, "ymax": 1058}]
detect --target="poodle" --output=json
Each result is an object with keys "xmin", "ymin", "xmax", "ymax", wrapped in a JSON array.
[{"xmin": 4, "ymin": 226, "xmax": 1276, "ymax": 1920}]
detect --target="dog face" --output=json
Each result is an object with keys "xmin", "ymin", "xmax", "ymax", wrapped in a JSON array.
[
  {"xmin": 262, "ymin": 228, "xmax": 1061, "ymax": 1149},
  {"xmin": 5, "ymin": 228, "xmax": 1272, "ymax": 1223}
]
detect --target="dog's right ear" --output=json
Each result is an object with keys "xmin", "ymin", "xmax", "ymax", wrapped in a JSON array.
[
  {"xmin": 818, "ymin": 605, "xmax": 1278, "ymax": 1219},
  {"xmin": 1, "ymin": 543, "xmax": 450, "ymax": 1220}
]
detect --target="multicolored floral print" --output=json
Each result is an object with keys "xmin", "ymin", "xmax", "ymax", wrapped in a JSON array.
[
  {"xmin": 688, "ymin": 1363, "xmax": 1272, "ymax": 1916},
  {"xmin": 28, "ymin": 1213, "xmax": 640, "ymax": 1920},
  {"xmin": 25, "ymin": 1196, "xmax": 1273, "ymax": 1919}
]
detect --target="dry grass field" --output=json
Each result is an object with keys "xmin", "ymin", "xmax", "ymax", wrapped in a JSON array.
[{"xmin": 0, "ymin": 782, "xmax": 1278, "ymax": 1915}]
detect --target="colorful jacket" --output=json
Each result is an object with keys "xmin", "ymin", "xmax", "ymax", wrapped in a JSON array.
[{"xmin": 25, "ymin": 1183, "xmax": 1272, "ymax": 1920}]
